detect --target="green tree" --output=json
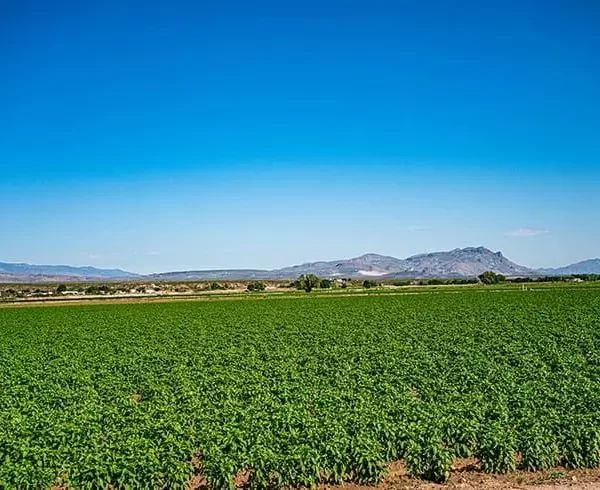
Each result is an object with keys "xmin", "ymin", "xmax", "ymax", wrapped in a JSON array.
[
  {"xmin": 247, "ymin": 281, "xmax": 266, "ymax": 292},
  {"xmin": 56, "ymin": 284, "xmax": 67, "ymax": 294},
  {"xmin": 296, "ymin": 274, "xmax": 321, "ymax": 292},
  {"xmin": 478, "ymin": 271, "xmax": 506, "ymax": 285},
  {"xmin": 362, "ymin": 280, "xmax": 378, "ymax": 289},
  {"xmin": 85, "ymin": 285, "xmax": 100, "ymax": 295},
  {"xmin": 319, "ymin": 278, "xmax": 332, "ymax": 289}
]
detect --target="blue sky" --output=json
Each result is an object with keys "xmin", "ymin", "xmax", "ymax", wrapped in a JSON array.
[{"xmin": 1, "ymin": 0, "xmax": 599, "ymax": 273}]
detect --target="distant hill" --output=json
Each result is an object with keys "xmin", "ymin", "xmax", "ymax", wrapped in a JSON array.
[
  {"xmin": 148, "ymin": 269, "xmax": 270, "ymax": 281},
  {"xmin": 2, "ymin": 248, "xmax": 599, "ymax": 283},
  {"xmin": 273, "ymin": 253, "xmax": 408, "ymax": 278},
  {"xmin": 400, "ymin": 246, "xmax": 533, "ymax": 278},
  {"xmin": 0, "ymin": 262, "xmax": 138, "ymax": 281},
  {"xmin": 147, "ymin": 247, "xmax": 534, "ymax": 280},
  {"xmin": 537, "ymin": 258, "xmax": 600, "ymax": 276},
  {"xmin": 0, "ymin": 272, "xmax": 86, "ymax": 284}
]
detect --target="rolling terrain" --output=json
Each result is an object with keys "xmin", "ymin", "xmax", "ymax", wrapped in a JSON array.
[
  {"xmin": 537, "ymin": 258, "xmax": 600, "ymax": 276},
  {"xmin": 0, "ymin": 261, "xmax": 139, "ymax": 282},
  {"xmin": 142, "ymin": 247, "xmax": 535, "ymax": 280},
  {"xmin": 1, "ymin": 248, "xmax": 599, "ymax": 283}
]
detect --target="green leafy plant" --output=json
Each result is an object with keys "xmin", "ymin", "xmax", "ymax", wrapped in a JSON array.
[{"xmin": 0, "ymin": 287, "xmax": 599, "ymax": 487}]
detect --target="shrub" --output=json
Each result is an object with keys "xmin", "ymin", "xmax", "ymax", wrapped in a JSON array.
[
  {"xmin": 247, "ymin": 281, "xmax": 266, "ymax": 292},
  {"xmin": 319, "ymin": 279, "xmax": 332, "ymax": 289}
]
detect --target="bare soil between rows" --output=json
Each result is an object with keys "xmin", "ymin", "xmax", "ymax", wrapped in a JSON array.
[
  {"xmin": 323, "ymin": 459, "xmax": 600, "ymax": 489},
  {"xmin": 189, "ymin": 459, "xmax": 600, "ymax": 490}
]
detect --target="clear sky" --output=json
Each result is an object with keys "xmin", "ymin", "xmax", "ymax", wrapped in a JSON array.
[{"xmin": 1, "ymin": 0, "xmax": 599, "ymax": 274}]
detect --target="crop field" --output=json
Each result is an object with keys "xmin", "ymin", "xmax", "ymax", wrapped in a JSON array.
[{"xmin": 1, "ymin": 288, "xmax": 600, "ymax": 489}]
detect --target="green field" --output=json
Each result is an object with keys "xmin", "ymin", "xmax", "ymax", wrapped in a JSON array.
[{"xmin": 1, "ymin": 288, "xmax": 600, "ymax": 488}]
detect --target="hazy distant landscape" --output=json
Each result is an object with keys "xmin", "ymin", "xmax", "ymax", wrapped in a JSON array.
[{"xmin": 1, "ymin": 246, "xmax": 599, "ymax": 283}]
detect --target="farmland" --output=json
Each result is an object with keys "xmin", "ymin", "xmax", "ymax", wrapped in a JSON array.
[{"xmin": 1, "ymin": 288, "xmax": 600, "ymax": 488}]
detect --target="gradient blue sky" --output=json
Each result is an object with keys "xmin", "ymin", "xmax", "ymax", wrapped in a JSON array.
[{"xmin": 1, "ymin": 0, "xmax": 599, "ymax": 273}]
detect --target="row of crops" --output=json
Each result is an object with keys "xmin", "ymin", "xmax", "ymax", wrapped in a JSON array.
[{"xmin": 1, "ymin": 289, "xmax": 600, "ymax": 488}]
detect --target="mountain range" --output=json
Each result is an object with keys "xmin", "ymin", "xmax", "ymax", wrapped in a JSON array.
[
  {"xmin": 0, "ymin": 262, "xmax": 139, "ymax": 283},
  {"xmin": 1, "ymin": 247, "xmax": 598, "ymax": 283},
  {"xmin": 537, "ymin": 259, "xmax": 600, "ymax": 276}
]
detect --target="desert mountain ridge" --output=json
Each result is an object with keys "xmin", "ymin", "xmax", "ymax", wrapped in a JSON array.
[
  {"xmin": 2, "ymin": 247, "xmax": 599, "ymax": 283},
  {"xmin": 537, "ymin": 258, "xmax": 600, "ymax": 276}
]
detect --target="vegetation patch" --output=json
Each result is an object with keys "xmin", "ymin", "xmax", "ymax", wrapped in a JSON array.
[{"xmin": 0, "ymin": 290, "xmax": 599, "ymax": 488}]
